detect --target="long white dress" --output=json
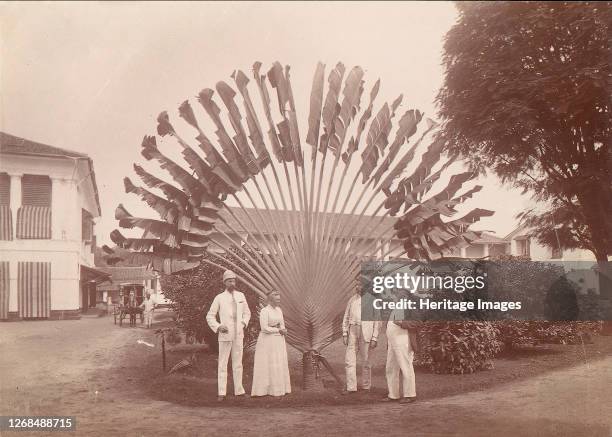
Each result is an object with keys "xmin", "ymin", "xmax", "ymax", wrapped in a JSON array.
[{"xmin": 251, "ymin": 305, "xmax": 292, "ymax": 396}]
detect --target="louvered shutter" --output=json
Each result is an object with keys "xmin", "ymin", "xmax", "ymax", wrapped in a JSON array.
[
  {"xmin": 82, "ymin": 209, "xmax": 93, "ymax": 241},
  {"xmin": 21, "ymin": 175, "xmax": 52, "ymax": 207},
  {"xmin": 0, "ymin": 173, "xmax": 9, "ymax": 205}
]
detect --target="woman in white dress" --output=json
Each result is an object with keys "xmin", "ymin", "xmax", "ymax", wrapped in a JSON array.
[{"xmin": 251, "ymin": 291, "xmax": 291, "ymax": 397}]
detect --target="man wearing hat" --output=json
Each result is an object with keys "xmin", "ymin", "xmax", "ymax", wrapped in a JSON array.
[{"xmin": 206, "ymin": 270, "xmax": 251, "ymax": 401}]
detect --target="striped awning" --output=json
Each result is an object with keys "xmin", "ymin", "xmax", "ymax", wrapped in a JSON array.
[
  {"xmin": 16, "ymin": 206, "xmax": 51, "ymax": 239},
  {"xmin": 0, "ymin": 261, "xmax": 9, "ymax": 319},
  {"xmin": 18, "ymin": 262, "xmax": 51, "ymax": 318},
  {"xmin": 0, "ymin": 205, "xmax": 12, "ymax": 240}
]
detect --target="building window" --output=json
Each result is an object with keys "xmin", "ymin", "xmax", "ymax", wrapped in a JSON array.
[
  {"xmin": 0, "ymin": 173, "xmax": 9, "ymax": 206},
  {"xmin": 17, "ymin": 175, "xmax": 52, "ymax": 239},
  {"xmin": 0, "ymin": 174, "xmax": 12, "ymax": 241},
  {"xmin": 21, "ymin": 175, "xmax": 51, "ymax": 206},
  {"xmin": 551, "ymin": 247, "xmax": 563, "ymax": 259},
  {"xmin": 516, "ymin": 238, "xmax": 531, "ymax": 257},
  {"xmin": 82, "ymin": 209, "xmax": 94, "ymax": 242},
  {"xmin": 490, "ymin": 244, "xmax": 509, "ymax": 257}
]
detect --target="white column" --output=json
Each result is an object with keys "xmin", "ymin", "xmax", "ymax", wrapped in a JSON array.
[
  {"xmin": 483, "ymin": 244, "xmax": 490, "ymax": 258},
  {"xmin": 8, "ymin": 173, "xmax": 22, "ymax": 238},
  {"xmin": 51, "ymin": 178, "xmax": 79, "ymax": 240},
  {"xmin": 8, "ymin": 258, "xmax": 18, "ymax": 312},
  {"xmin": 460, "ymin": 247, "xmax": 467, "ymax": 258},
  {"xmin": 51, "ymin": 177, "xmax": 64, "ymax": 240}
]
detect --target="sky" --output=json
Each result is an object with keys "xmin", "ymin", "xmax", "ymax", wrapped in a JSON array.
[{"xmin": 0, "ymin": 1, "xmax": 534, "ymax": 245}]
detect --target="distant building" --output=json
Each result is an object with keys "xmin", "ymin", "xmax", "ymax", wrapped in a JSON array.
[
  {"xmin": 503, "ymin": 224, "xmax": 608, "ymax": 296},
  {"xmin": 0, "ymin": 132, "xmax": 109, "ymax": 320},
  {"xmin": 209, "ymin": 207, "xmax": 399, "ymax": 259},
  {"xmin": 210, "ymin": 208, "xmax": 528, "ymax": 261},
  {"xmin": 503, "ymin": 224, "xmax": 600, "ymax": 263},
  {"xmin": 97, "ymin": 266, "xmax": 161, "ymax": 307},
  {"xmin": 210, "ymin": 208, "xmax": 608, "ymax": 295}
]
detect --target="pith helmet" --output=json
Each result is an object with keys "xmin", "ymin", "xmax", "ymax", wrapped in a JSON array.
[{"xmin": 223, "ymin": 270, "xmax": 237, "ymax": 282}]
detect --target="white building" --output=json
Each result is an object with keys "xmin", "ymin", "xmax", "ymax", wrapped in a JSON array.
[
  {"xmin": 0, "ymin": 132, "xmax": 109, "ymax": 320},
  {"xmin": 503, "ymin": 224, "xmax": 609, "ymax": 296},
  {"xmin": 503, "ymin": 224, "xmax": 601, "ymax": 263}
]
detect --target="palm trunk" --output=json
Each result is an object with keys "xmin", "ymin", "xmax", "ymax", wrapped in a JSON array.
[{"xmin": 302, "ymin": 351, "xmax": 317, "ymax": 390}]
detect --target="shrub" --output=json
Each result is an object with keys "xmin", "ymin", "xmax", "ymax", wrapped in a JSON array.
[
  {"xmin": 487, "ymin": 256, "xmax": 604, "ymax": 348},
  {"xmin": 165, "ymin": 327, "xmax": 182, "ymax": 346},
  {"xmin": 416, "ymin": 321, "xmax": 501, "ymax": 374},
  {"xmin": 532, "ymin": 321, "xmax": 603, "ymax": 345},
  {"xmin": 493, "ymin": 320, "xmax": 534, "ymax": 349}
]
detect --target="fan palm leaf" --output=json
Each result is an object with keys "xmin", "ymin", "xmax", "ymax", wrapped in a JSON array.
[{"xmin": 111, "ymin": 62, "xmax": 493, "ymax": 353}]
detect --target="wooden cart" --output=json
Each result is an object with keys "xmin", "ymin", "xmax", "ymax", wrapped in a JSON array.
[{"xmin": 113, "ymin": 283, "xmax": 145, "ymax": 327}]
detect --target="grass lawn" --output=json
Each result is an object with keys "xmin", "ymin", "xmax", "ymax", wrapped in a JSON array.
[{"xmin": 134, "ymin": 314, "xmax": 612, "ymax": 408}]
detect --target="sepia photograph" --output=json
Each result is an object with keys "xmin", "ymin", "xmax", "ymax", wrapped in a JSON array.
[{"xmin": 0, "ymin": 1, "xmax": 611, "ymax": 436}]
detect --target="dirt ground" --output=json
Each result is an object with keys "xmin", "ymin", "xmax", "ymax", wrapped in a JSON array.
[{"xmin": 1, "ymin": 314, "xmax": 611, "ymax": 437}]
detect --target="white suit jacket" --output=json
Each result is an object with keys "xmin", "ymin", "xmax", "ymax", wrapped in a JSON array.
[
  {"xmin": 206, "ymin": 290, "xmax": 251, "ymax": 342},
  {"xmin": 342, "ymin": 294, "xmax": 380, "ymax": 342}
]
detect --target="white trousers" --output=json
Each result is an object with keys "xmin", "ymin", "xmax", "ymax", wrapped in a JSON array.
[
  {"xmin": 144, "ymin": 311, "xmax": 153, "ymax": 327},
  {"xmin": 385, "ymin": 330, "xmax": 416, "ymax": 399},
  {"xmin": 345, "ymin": 325, "xmax": 371, "ymax": 391},
  {"xmin": 217, "ymin": 339, "xmax": 245, "ymax": 396}
]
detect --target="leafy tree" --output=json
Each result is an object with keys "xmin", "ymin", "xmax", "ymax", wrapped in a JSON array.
[{"xmin": 437, "ymin": 2, "xmax": 612, "ymax": 261}]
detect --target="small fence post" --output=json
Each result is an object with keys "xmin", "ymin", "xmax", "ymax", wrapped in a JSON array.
[{"xmin": 161, "ymin": 331, "xmax": 166, "ymax": 372}]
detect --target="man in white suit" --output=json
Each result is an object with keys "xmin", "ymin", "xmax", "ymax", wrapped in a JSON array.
[
  {"xmin": 342, "ymin": 288, "xmax": 380, "ymax": 393},
  {"xmin": 383, "ymin": 290, "xmax": 417, "ymax": 404},
  {"xmin": 206, "ymin": 270, "xmax": 251, "ymax": 401}
]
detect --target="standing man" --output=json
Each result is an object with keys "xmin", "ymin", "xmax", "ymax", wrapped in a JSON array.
[
  {"xmin": 383, "ymin": 290, "xmax": 418, "ymax": 404},
  {"xmin": 128, "ymin": 290, "xmax": 138, "ymax": 327},
  {"xmin": 106, "ymin": 293, "xmax": 113, "ymax": 316},
  {"xmin": 206, "ymin": 270, "xmax": 251, "ymax": 401},
  {"xmin": 342, "ymin": 287, "xmax": 380, "ymax": 393},
  {"xmin": 139, "ymin": 291, "xmax": 156, "ymax": 329}
]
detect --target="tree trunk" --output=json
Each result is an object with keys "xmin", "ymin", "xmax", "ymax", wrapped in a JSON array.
[
  {"xmin": 576, "ymin": 191, "xmax": 611, "ymax": 263},
  {"xmin": 302, "ymin": 351, "xmax": 316, "ymax": 390}
]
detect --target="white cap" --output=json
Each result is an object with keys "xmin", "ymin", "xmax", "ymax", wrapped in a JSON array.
[{"xmin": 223, "ymin": 270, "xmax": 237, "ymax": 282}]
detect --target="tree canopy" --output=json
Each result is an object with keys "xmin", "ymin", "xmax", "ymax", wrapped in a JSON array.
[{"xmin": 437, "ymin": 1, "xmax": 611, "ymax": 261}]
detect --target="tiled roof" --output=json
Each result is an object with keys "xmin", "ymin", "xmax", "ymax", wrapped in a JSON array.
[
  {"xmin": 0, "ymin": 132, "xmax": 87, "ymax": 158},
  {"xmin": 471, "ymin": 232, "xmax": 508, "ymax": 244},
  {"xmin": 216, "ymin": 207, "xmax": 398, "ymax": 239},
  {"xmin": 0, "ymin": 131, "xmax": 102, "ymax": 216},
  {"xmin": 97, "ymin": 266, "xmax": 157, "ymax": 291},
  {"xmin": 503, "ymin": 224, "xmax": 531, "ymax": 240},
  {"xmin": 100, "ymin": 266, "xmax": 157, "ymax": 281}
]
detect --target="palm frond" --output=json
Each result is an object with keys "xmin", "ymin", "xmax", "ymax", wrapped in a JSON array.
[{"xmin": 112, "ymin": 62, "xmax": 493, "ymax": 352}]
